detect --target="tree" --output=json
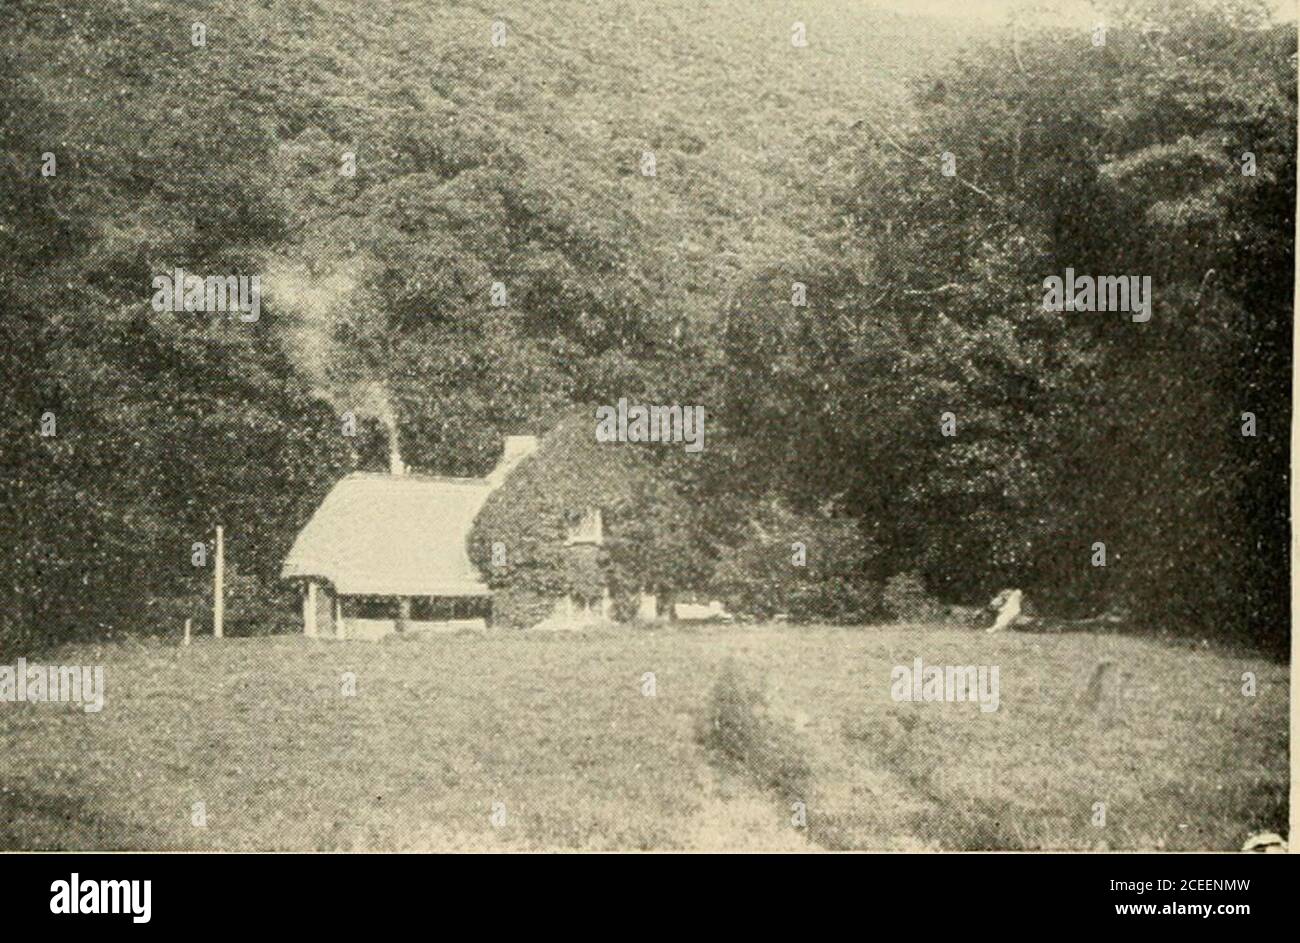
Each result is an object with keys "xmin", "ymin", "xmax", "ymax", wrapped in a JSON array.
[{"xmin": 720, "ymin": 0, "xmax": 1293, "ymax": 649}]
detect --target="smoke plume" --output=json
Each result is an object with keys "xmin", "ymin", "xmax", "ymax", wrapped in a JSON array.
[{"xmin": 262, "ymin": 257, "xmax": 403, "ymax": 471}]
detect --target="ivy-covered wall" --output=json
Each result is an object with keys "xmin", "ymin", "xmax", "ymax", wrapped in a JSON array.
[{"xmin": 467, "ymin": 410, "xmax": 703, "ymax": 628}]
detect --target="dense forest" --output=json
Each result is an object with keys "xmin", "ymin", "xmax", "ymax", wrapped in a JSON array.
[{"xmin": 1, "ymin": 0, "xmax": 1292, "ymax": 653}]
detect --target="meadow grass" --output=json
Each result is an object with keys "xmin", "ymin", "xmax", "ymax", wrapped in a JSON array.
[{"xmin": 0, "ymin": 625, "xmax": 1286, "ymax": 850}]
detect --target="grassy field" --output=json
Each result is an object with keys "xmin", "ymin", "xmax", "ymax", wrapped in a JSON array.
[{"xmin": 0, "ymin": 625, "xmax": 1287, "ymax": 851}]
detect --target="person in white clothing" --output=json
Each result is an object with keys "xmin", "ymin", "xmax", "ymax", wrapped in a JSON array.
[{"xmin": 987, "ymin": 588, "xmax": 1023, "ymax": 633}]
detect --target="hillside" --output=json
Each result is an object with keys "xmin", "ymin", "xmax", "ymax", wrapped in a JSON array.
[
  {"xmin": 7, "ymin": 0, "xmax": 971, "ymax": 328},
  {"xmin": 0, "ymin": 0, "xmax": 971, "ymax": 637}
]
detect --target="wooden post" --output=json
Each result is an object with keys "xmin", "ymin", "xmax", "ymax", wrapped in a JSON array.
[
  {"xmin": 183, "ymin": 618, "xmax": 192, "ymax": 646},
  {"xmin": 304, "ymin": 581, "xmax": 318, "ymax": 637},
  {"xmin": 396, "ymin": 597, "xmax": 411, "ymax": 634},
  {"xmin": 213, "ymin": 525, "xmax": 224, "ymax": 639}
]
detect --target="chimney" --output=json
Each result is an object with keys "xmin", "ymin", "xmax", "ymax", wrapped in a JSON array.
[
  {"xmin": 487, "ymin": 435, "xmax": 538, "ymax": 487},
  {"xmin": 386, "ymin": 419, "xmax": 406, "ymax": 476}
]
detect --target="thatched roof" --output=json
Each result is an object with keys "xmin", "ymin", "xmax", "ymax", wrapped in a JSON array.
[{"xmin": 281, "ymin": 472, "xmax": 494, "ymax": 597}]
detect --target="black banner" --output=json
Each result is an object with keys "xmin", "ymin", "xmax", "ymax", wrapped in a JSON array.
[{"xmin": 0, "ymin": 852, "xmax": 1290, "ymax": 930}]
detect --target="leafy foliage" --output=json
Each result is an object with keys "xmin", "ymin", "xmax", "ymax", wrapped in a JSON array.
[
  {"xmin": 719, "ymin": 0, "xmax": 1293, "ymax": 650},
  {"xmin": 710, "ymin": 496, "xmax": 880, "ymax": 623},
  {"xmin": 0, "ymin": 1, "xmax": 356, "ymax": 648},
  {"xmin": 881, "ymin": 572, "xmax": 944, "ymax": 623},
  {"xmin": 0, "ymin": 0, "xmax": 1290, "ymax": 655}
]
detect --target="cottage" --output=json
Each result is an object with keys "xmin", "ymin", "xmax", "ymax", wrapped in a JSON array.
[{"xmin": 281, "ymin": 436, "xmax": 538, "ymax": 639}]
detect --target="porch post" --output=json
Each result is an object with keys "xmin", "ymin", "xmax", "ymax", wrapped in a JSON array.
[{"xmin": 304, "ymin": 581, "xmax": 318, "ymax": 637}]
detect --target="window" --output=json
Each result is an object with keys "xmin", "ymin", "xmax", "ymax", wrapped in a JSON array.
[
  {"xmin": 411, "ymin": 597, "xmax": 491, "ymax": 621},
  {"xmin": 565, "ymin": 507, "xmax": 603, "ymax": 545},
  {"xmin": 342, "ymin": 596, "xmax": 397, "ymax": 619}
]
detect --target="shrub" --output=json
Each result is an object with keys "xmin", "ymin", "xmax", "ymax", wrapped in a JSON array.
[
  {"xmin": 489, "ymin": 586, "xmax": 557, "ymax": 631},
  {"xmin": 791, "ymin": 578, "xmax": 883, "ymax": 625},
  {"xmin": 142, "ymin": 567, "xmax": 293, "ymax": 638},
  {"xmin": 710, "ymin": 495, "xmax": 880, "ymax": 623},
  {"xmin": 882, "ymin": 571, "xmax": 944, "ymax": 622}
]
